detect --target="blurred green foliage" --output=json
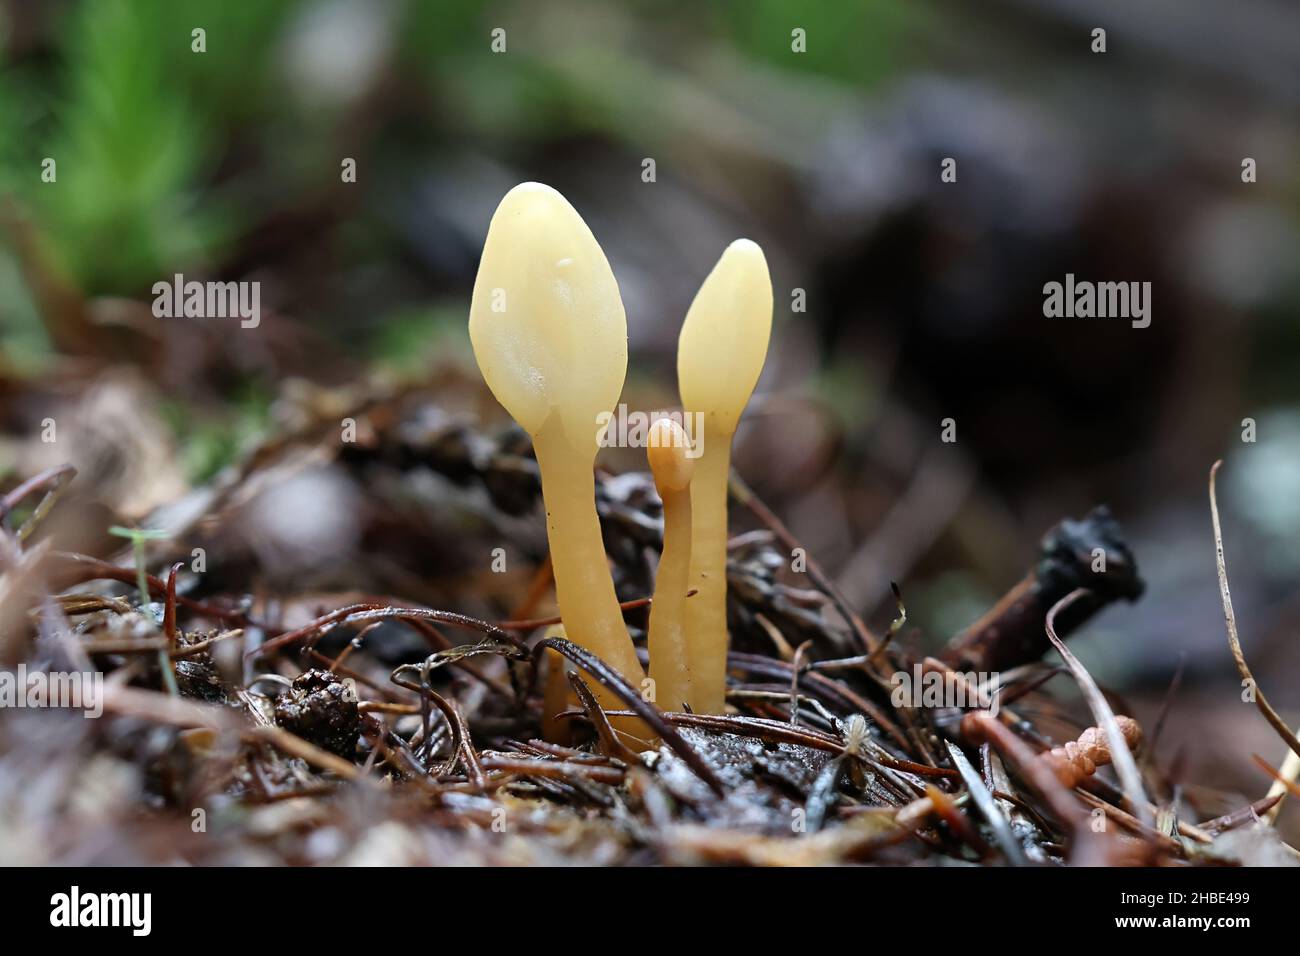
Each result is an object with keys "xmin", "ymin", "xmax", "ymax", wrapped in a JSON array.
[
  {"xmin": 724, "ymin": 0, "xmax": 914, "ymax": 85},
  {"xmin": 3, "ymin": 0, "xmax": 297, "ymax": 295},
  {"xmin": 3, "ymin": 0, "xmax": 911, "ymax": 300},
  {"xmin": 0, "ymin": 0, "xmax": 914, "ymax": 474},
  {"xmin": 159, "ymin": 383, "xmax": 273, "ymax": 484},
  {"xmin": 0, "ymin": 251, "xmax": 46, "ymax": 370},
  {"xmin": 370, "ymin": 302, "xmax": 476, "ymax": 375}
]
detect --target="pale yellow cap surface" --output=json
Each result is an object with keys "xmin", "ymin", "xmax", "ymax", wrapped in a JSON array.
[
  {"xmin": 647, "ymin": 418, "xmax": 695, "ymax": 493},
  {"xmin": 469, "ymin": 183, "xmax": 628, "ymax": 447},
  {"xmin": 677, "ymin": 239, "xmax": 773, "ymax": 435}
]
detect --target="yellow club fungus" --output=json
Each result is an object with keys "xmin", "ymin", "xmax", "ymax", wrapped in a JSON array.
[
  {"xmin": 677, "ymin": 239, "xmax": 773, "ymax": 713},
  {"xmin": 645, "ymin": 418, "xmax": 695, "ymax": 713},
  {"xmin": 468, "ymin": 183, "xmax": 645, "ymax": 700}
]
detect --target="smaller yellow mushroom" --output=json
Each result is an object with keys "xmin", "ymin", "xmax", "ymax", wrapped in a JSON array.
[{"xmin": 646, "ymin": 418, "xmax": 695, "ymax": 713}]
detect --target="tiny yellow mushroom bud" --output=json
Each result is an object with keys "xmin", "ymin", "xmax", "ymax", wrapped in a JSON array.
[
  {"xmin": 646, "ymin": 418, "xmax": 695, "ymax": 494},
  {"xmin": 540, "ymin": 624, "xmax": 575, "ymax": 745},
  {"xmin": 646, "ymin": 418, "xmax": 695, "ymax": 713},
  {"xmin": 469, "ymin": 183, "xmax": 645, "ymax": 712},
  {"xmin": 677, "ymin": 239, "xmax": 773, "ymax": 714}
]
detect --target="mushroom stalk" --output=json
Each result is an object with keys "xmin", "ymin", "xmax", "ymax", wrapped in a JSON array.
[
  {"xmin": 646, "ymin": 419, "xmax": 695, "ymax": 713},
  {"xmin": 540, "ymin": 624, "xmax": 574, "ymax": 744},
  {"xmin": 533, "ymin": 424, "xmax": 645, "ymax": 687},
  {"xmin": 681, "ymin": 432, "xmax": 729, "ymax": 713}
]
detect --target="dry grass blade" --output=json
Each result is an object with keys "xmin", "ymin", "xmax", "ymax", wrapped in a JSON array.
[
  {"xmin": 803, "ymin": 753, "xmax": 846, "ymax": 833},
  {"xmin": 101, "ymin": 683, "xmax": 363, "ymax": 781},
  {"xmin": 1144, "ymin": 652, "xmax": 1185, "ymax": 771},
  {"xmin": 1073, "ymin": 789, "xmax": 1187, "ymax": 855},
  {"xmin": 101, "ymin": 683, "xmax": 240, "ymax": 729},
  {"xmin": 945, "ymin": 740, "xmax": 1026, "ymax": 864},
  {"xmin": 248, "ymin": 726, "xmax": 362, "ymax": 780},
  {"xmin": 961, "ymin": 711, "xmax": 1087, "ymax": 834},
  {"xmin": 1044, "ymin": 588, "xmax": 1151, "ymax": 828},
  {"xmin": 1208, "ymin": 461, "xmax": 1300, "ymax": 767},
  {"xmin": 1264, "ymin": 742, "xmax": 1300, "ymax": 823},
  {"xmin": 0, "ymin": 462, "xmax": 76, "ymax": 541},
  {"xmin": 420, "ymin": 638, "xmax": 531, "ymax": 668},
  {"xmin": 1252, "ymin": 754, "xmax": 1300, "ymax": 799},
  {"xmin": 789, "ymin": 639, "xmax": 814, "ymax": 727},
  {"xmin": 866, "ymin": 581, "xmax": 907, "ymax": 666}
]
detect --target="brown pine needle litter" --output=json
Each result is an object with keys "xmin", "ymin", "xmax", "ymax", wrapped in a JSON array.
[{"xmin": 0, "ymin": 398, "xmax": 1297, "ymax": 866}]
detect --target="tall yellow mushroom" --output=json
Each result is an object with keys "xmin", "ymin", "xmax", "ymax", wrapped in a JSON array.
[
  {"xmin": 468, "ymin": 183, "xmax": 645, "ymax": 702},
  {"xmin": 645, "ymin": 418, "xmax": 695, "ymax": 713},
  {"xmin": 677, "ymin": 239, "xmax": 773, "ymax": 714}
]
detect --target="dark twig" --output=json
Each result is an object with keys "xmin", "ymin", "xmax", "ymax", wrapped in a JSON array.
[
  {"xmin": 49, "ymin": 552, "xmax": 252, "ymax": 624},
  {"xmin": 728, "ymin": 651, "xmax": 909, "ymax": 749},
  {"xmin": 537, "ymin": 636, "xmax": 726, "ymax": 797},
  {"xmin": 925, "ymin": 782, "xmax": 991, "ymax": 856},
  {"xmin": 391, "ymin": 666, "xmax": 486, "ymax": 791},
  {"xmin": 163, "ymin": 562, "xmax": 183, "ymax": 647},
  {"xmin": 567, "ymin": 671, "xmax": 640, "ymax": 764},
  {"xmin": 496, "ymin": 595, "xmax": 652, "ymax": 631},
  {"xmin": 1199, "ymin": 793, "xmax": 1284, "ymax": 835},
  {"xmin": 256, "ymin": 604, "xmax": 529, "ymax": 658},
  {"xmin": 942, "ymin": 507, "xmax": 1143, "ymax": 672}
]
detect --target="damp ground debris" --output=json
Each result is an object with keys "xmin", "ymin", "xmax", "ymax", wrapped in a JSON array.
[{"xmin": 0, "ymin": 381, "xmax": 1296, "ymax": 867}]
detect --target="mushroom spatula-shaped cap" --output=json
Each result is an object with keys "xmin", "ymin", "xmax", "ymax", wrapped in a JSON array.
[
  {"xmin": 469, "ymin": 182, "xmax": 628, "ymax": 448},
  {"xmin": 677, "ymin": 238, "xmax": 773, "ymax": 436}
]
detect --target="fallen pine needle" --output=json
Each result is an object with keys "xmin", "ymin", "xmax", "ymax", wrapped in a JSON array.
[
  {"xmin": 1044, "ymin": 588, "xmax": 1152, "ymax": 827},
  {"xmin": 1208, "ymin": 461, "xmax": 1300, "ymax": 769}
]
